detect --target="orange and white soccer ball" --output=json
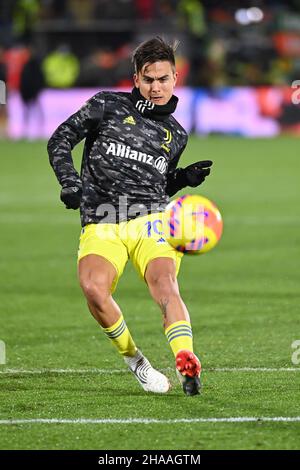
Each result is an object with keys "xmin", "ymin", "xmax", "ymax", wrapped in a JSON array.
[{"xmin": 163, "ymin": 194, "xmax": 223, "ymax": 254}]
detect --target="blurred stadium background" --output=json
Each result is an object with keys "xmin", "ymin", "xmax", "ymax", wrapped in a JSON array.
[
  {"xmin": 1, "ymin": 0, "xmax": 300, "ymax": 451},
  {"xmin": 1, "ymin": 0, "xmax": 300, "ymax": 137}
]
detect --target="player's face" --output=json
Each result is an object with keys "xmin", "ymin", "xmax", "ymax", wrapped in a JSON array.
[{"xmin": 134, "ymin": 61, "xmax": 178, "ymax": 106}]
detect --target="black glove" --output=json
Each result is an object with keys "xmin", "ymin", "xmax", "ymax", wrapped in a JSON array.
[
  {"xmin": 183, "ymin": 160, "xmax": 213, "ymax": 187},
  {"xmin": 60, "ymin": 185, "xmax": 82, "ymax": 210}
]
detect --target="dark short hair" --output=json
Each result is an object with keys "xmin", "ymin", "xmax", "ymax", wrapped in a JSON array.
[{"xmin": 132, "ymin": 37, "xmax": 176, "ymax": 74}]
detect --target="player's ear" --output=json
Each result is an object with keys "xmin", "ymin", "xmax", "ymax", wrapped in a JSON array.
[
  {"xmin": 173, "ymin": 71, "xmax": 178, "ymax": 87},
  {"xmin": 133, "ymin": 73, "xmax": 139, "ymax": 88}
]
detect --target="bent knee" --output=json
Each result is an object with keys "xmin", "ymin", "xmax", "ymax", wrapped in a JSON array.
[
  {"xmin": 147, "ymin": 273, "xmax": 179, "ymax": 300},
  {"xmin": 79, "ymin": 278, "xmax": 111, "ymax": 307}
]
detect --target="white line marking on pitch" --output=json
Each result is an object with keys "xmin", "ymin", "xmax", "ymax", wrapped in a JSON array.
[
  {"xmin": 210, "ymin": 367, "xmax": 300, "ymax": 372},
  {"xmin": 0, "ymin": 368, "xmax": 128, "ymax": 375},
  {"xmin": 0, "ymin": 367, "xmax": 299, "ymax": 375},
  {"xmin": 0, "ymin": 417, "xmax": 300, "ymax": 425}
]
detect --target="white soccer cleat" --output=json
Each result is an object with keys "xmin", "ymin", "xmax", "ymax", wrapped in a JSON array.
[{"xmin": 124, "ymin": 349, "xmax": 170, "ymax": 393}]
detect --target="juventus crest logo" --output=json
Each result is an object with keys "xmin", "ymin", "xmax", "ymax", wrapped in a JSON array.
[
  {"xmin": 135, "ymin": 99, "xmax": 155, "ymax": 114},
  {"xmin": 161, "ymin": 128, "xmax": 172, "ymax": 153}
]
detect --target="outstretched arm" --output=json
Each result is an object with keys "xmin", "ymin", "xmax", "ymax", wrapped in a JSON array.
[{"xmin": 47, "ymin": 93, "xmax": 105, "ymax": 209}]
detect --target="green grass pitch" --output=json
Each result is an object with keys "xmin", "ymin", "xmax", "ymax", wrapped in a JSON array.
[{"xmin": 0, "ymin": 136, "xmax": 299, "ymax": 450}]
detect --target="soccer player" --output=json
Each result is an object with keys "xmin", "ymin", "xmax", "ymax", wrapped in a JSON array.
[{"xmin": 47, "ymin": 37, "xmax": 212, "ymax": 396}]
